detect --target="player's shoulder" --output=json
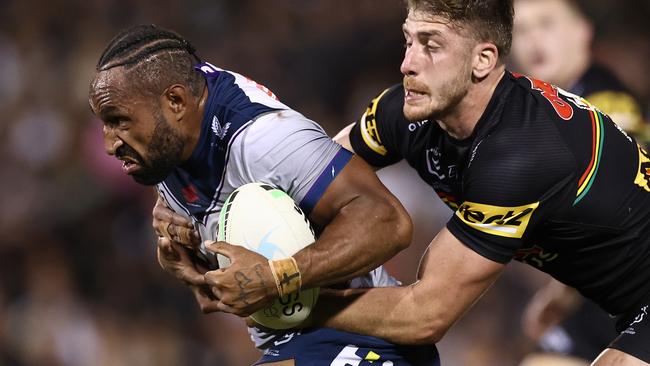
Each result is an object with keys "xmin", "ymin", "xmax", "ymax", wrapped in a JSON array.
[
  {"xmin": 467, "ymin": 74, "xmax": 576, "ymax": 194},
  {"xmin": 350, "ymin": 84, "xmax": 410, "ymax": 162},
  {"xmin": 235, "ymin": 110, "xmax": 327, "ymax": 151},
  {"xmin": 197, "ymin": 62, "xmax": 289, "ymax": 111},
  {"xmin": 508, "ymin": 71, "xmax": 595, "ymax": 125}
]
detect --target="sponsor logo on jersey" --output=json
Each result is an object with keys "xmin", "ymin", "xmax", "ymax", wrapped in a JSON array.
[
  {"xmin": 634, "ymin": 145, "xmax": 650, "ymax": 192},
  {"xmin": 456, "ymin": 201, "xmax": 539, "ymax": 238},
  {"xmin": 211, "ymin": 115, "xmax": 230, "ymax": 139},
  {"xmin": 408, "ymin": 119, "xmax": 429, "ymax": 132},
  {"xmin": 622, "ymin": 305, "xmax": 648, "ymax": 335},
  {"xmin": 359, "ymin": 89, "xmax": 390, "ymax": 155}
]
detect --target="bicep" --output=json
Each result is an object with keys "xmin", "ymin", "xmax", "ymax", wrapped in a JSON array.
[{"xmin": 308, "ymin": 154, "xmax": 405, "ymax": 227}]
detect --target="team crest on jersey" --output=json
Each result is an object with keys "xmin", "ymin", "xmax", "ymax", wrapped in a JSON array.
[
  {"xmin": 211, "ymin": 115, "xmax": 230, "ymax": 139},
  {"xmin": 634, "ymin": 145, "xmax": 650, "ymax": 192},
  {"xmin": 456, "ymin": 201, "xmax": 539, "ymax": 238},
  {"xmin": 359, "ymin": 89, "xmax": 390, "ymax": 155}
]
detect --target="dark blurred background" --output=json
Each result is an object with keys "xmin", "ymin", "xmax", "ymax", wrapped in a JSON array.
[{"xmin": 0, "ymin": 1, "xmax": 648, "ymax": 365}]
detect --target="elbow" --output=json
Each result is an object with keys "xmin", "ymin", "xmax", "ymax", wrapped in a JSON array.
[
  {"xmin": 408, "ymin": 315, "xmax": 449, "ymax": 345},
  {"xmin": 415, "ymin": 323, "xmax": 447, "ymax": 344},
  {"xmin": 383, "ymin": 197, "xmax": 413, "ymax": 253}
]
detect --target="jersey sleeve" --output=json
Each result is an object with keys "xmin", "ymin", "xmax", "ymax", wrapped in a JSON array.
[
  {"xmin": 446, "ymin": 124, "xmax": 577, "ymax": 263},
  {"xmin": 232, "ymin": 110, "xmax": 352, "ymax": 216},
  {"xmin": 349, "ymin": 85, "xmax": 405, "ymax": 167}
]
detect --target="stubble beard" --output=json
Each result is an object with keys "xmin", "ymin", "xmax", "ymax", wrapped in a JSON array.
[
  {"xmin": 131, "ymin": 110, "xmax": 186, "ymax": 186},
  {"xmin": 403, "ymin": 62, "xmax": 473, "ymax": 122}
]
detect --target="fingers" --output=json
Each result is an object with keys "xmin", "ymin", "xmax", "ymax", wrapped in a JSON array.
[
  {"xmin": 172, "ymin": 225, "xmax": 201, "ymax": 247},
  {"xmin": 153, "ymin": 216, "xmax": 200, "ymax": 247},
  {"xmin": 153, "ymin": 198, "xmax": 194, "ymax": 228},
  {"xmin": 204, "ymin": 241, "xmax": 238, "ymax": 258},
  {"xmin": 152, "ymin": 199, "xmax": 199, "ymax": 246},
  {"xmin": 190, "ymin": 285, "xmax": 237, "ymax": 314},
  {"xmin": 157, "ymin": 237, "xmax": 180, "ymax": 262},
  {"xmin": 156, "ymin": 237, "xmax": 206, "ymax": 286},
  {"xmin": 203, "ymin": 267, "xmax": 226, "ymax": 288},
  {"xmin": 190, "ymin": 285, "xmax": 221, "ymax": 313}
]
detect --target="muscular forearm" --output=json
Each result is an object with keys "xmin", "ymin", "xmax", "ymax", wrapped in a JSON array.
[
  {"xmin": 295, "ymin": 192, "xmax": 411, "ymax": 288},
  {"xmin": 313, "ymin": 284, "xmax": 447, "ymax": 345},
  {"xmin": 310, "ymin": 229, "xmax": 506, "ymax": 345}
]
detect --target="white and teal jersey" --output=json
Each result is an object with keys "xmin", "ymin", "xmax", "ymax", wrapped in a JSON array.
[{"xmin": 155, "ymin": 62, "xmax": 401, "ymax": 349}]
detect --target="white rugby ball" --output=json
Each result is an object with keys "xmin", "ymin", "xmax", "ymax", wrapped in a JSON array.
[{"xmin": 216, "ymin": 182, "xmax": 319, "ymax": 329}]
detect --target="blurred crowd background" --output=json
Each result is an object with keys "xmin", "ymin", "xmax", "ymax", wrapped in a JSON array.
[{"xmin": 0, "ymin": 0, "xmax": 648, "ymax": 365}]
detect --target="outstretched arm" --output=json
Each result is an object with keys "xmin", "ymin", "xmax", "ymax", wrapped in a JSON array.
[{"xmin": 312, "ymin": 227, "xmax": 505, "ymax": 344}]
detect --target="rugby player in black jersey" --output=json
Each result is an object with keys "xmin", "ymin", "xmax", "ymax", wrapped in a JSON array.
[
  {"xmin": 310, "ymin": 0, "xmax": 650, "ymax": 364},
  {"xmin": 153, "ymin": 0, "xmax": 650, "ymax": 364},
  {"xmin": 511, "ymin": 0, "xmax": 648, "ymax": 364}
]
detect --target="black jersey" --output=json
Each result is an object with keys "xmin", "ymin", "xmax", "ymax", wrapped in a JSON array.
[{"xmin": 349, "ymin": 71, "xmax": 650, "ymax": 318}]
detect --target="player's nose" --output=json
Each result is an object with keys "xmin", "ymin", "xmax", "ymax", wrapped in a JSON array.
[
  {"xmin": 103, "ymin": 126, "xmax": 123, "ymax": 156},
  {"xmin": 400, "ymin": 47, "xmax": 418, "ymax": 76}
]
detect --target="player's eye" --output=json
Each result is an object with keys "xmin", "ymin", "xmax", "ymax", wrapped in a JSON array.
[
  {"xmin": 426, "ymin": 44, "xmax": 440, "ymax": 52},
  {"xmin": 105, "ymin": 116, "xmax": 130, "ymax": 130}
]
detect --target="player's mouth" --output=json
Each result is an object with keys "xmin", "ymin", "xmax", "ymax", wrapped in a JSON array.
[
  {"xmin": 120, "ymin": 157, "xmax": 142, "ymax": 175},
  {"xmin": 404, "ymin": 88, "xmax": 428, "ymax": 104}
]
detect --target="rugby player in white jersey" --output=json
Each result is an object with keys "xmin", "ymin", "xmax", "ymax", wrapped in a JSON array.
[{"xmin": 89, "ymin": 25, "xmax": 440, "ymax": 365}]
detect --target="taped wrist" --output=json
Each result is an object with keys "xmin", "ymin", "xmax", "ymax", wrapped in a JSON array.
[{"xmin": 268, "ymin": 257, "xmax": 302, "ymax": 297}]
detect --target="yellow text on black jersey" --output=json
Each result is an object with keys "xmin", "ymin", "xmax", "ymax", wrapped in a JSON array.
[
  {"xmin": 456, "ymin": 201, "xmax": 539, "ymax": 239},
  {"xmin": 359, "ymin": 88, "xmax": 391, "ymax": 155}
]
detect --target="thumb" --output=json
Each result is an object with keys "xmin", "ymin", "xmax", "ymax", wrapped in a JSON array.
[{"xmin": 181, "ymin": 265, "xmax": 207, "ymax": 286}]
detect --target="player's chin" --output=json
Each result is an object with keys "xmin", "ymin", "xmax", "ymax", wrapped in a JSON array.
[
  {"xmin": 131, "ymin": 169, "xmax": 169, "ymax": 186},
  {"xmin": 403, "ymin": 103, "xmax": 433, "ymax": 122}
]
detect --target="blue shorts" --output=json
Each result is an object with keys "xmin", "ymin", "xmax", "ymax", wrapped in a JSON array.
[{"xmin": 255, "ymin": 327, "xmax": 440, "ymax": 366}]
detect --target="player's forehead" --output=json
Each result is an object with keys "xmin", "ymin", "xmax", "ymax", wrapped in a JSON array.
[
  {"xmin": 89, "ymin": 68, "xmax": 139, "ymax": 115},
  {"xmin": 403, "ymin": 9, "xmax": 462, "ymax": 39}
]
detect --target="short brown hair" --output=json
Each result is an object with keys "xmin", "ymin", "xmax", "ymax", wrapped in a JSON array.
[{"xmin": 407, "ymin": 0, "xmax": 514, "ymax": 58}]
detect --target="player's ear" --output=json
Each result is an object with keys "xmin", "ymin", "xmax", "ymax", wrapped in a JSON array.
[
  {"xmin": 472, "ymin": 42, "xmax": 499, "ymax": 80},
  {"xmin": 161, "ymin": 84, "xmax": 188, "ymax": 122}
]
